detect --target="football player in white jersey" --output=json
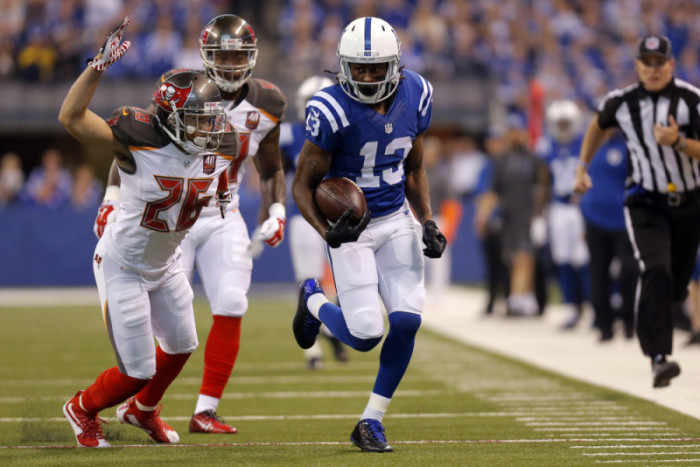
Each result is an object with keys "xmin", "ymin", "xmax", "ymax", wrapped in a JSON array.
[
  {"xmin": 58, "ymin": 18, "xmax": 239, "ymax": 448},
  {"xmin": 93, "ymin": 14, "xmax": 286, "ymax": 434},
  {"xmin": 292, "ymin": 17, "xmax": 447, "ymax": 452}
]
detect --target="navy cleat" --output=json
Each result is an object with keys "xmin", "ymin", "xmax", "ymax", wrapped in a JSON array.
[
  {"xmin": 293, "ymin": 279, "xmax": 323, "ymax": 349},
  {"xmin": 350, "ymin": 419, "xmax": 393, "ymax": 453}
]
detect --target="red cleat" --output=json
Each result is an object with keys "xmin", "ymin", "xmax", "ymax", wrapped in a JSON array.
[
  {"xmin": 116, "ymin": 397, "xmax": 179, "ymax": 443},
  {"xmin": 63, "ymin": 390, "xmax": 111, "ymax": 448},
  {"xmin": 189, "ymin": 410, "xmax": 238, "ymax": 434}
]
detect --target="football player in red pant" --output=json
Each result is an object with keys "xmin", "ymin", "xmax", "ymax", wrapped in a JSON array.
[
  {"xmin": 59, "ymin": 17, "xmax": 239, "ymax": 447},
  {"xmin": 93, "ymin": 14, "xmax": 287, "ymax": 434}
]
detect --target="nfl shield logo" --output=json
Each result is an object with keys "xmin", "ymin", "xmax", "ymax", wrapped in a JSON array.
[
  {"xmin": 645, "ymin": 36, "xmax": 660, "ymax": 50},
  {"xmin": 385, "ymin": 123, "xmax": 393, "ymax": 134},
  {"xmin": 203, "ymin": 155, "xmax": 216, "ymax": 174},
  {"xmin": 246, "ymin": 111, "xmax": 260, "ymax": 130}
]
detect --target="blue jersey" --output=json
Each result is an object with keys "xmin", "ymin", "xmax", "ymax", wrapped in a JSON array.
[
  {"xmin": 279, "ymin": 121, "xmax": 306, "ymax": 217},
  {"xmin": 305, "ymin": 69, "xmax": 433, "ymax": 217},
  {"xmin": 580, "ymin": 133, "xmax": 628, "ymax": 230},
  {"xmin": 540, "ymin": 134, "xmax": 584, "ymax": 203}
]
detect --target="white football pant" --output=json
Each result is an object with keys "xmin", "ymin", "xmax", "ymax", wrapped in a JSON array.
[
  {"xmin": 179, "ymin": 210, "xmax": 252, "ymax": 317},
  {"xmin": 328, "ymin": 203, "xmax": 425, "ymax": 340},
  {"xmin": 547, "ymin": 203, "xmax": 589, "ymax": 266},
  {"xmin": 93, "ymin": 236, "xmax": 197, "ymax": 379}
]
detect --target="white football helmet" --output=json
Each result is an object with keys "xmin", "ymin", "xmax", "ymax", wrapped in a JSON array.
[
  {"xmin": 545, "ymin": 99, "xmax": 582, "ymax": 144},
  {"xmin": 337, "ymin": 17, "xmax": 401, "ymax": 104},
  {"xmin": 296, "ymin": 75, "xmax": 334, "ymax": 120}
]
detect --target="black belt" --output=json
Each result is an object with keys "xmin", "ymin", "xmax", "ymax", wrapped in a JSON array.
[{"xmin": 647, "ymin": 190, "xmax": 698, "ymax": 207}]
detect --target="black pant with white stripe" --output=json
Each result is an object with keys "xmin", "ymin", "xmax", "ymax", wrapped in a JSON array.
[{"xmin": 625, "ymin": 191, "xmax": 700, "ymax": 357}]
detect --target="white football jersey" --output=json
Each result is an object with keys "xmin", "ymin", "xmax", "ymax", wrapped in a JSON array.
[
  {"xmin": 216, "ymin": 78, "xmax": 286, "ymax": 213},
  {"xmin": 105, "ymin": 106, "xmax": 238, "ymax": 276}
]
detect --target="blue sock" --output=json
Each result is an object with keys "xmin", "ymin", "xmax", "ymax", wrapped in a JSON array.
[
  {"xmin": 318, "ymin": 303, "xmax": 381, "ymax": 352},
  {"xmin": 574, "ymin": 265, "xmax": 591, "ymax": 304},
  {"xmin": 372, "ymin": 312, "xmax": 422, "ymax": 399},
  {"xmin": 556, "ymin": 264, "xmax": 577, "ymax": 304}
]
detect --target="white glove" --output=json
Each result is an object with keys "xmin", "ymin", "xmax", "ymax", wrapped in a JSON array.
[
  {"xmin": 216, "ymin": 189, "xmax": 231, "ymax": 218},
  {"xmin": 93, "ymin": 186, "xmax": 120, "ymax": 239},
  {"xmin": 255, "ymin": 203, "xmax": 286, "ymax": 247},
  {"xmin": 88, "ymin": 17, "xmax": 131, "ymax": 72},
  {"xmin": 530, "ymin": 215, "xmax": 547, "ymax": 247}
]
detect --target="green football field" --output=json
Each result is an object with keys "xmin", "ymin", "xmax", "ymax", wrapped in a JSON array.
[{"xmin": 1, "ymin": 297, "xmax": 699, "ymax": 465}]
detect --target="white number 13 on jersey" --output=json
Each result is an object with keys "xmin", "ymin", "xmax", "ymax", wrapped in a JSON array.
[{"xmin": 356, "ymin": 137, "xmax": 413, "ymax": 188}]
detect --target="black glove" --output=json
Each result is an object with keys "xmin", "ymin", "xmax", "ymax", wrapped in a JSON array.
[
  {"xmin": 422, "ymin": 220, "xmax": 447, "ymax": 258},
  {"xmin": 216, "ymin": 189, "xmax": 231, "ymax": 218},
  {"xmin": 325, "ymin": 209, "xmax": 371, "ymax": 248}
]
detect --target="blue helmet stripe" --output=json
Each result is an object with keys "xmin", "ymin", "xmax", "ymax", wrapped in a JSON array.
[{"xmin": 364, "ymin": 17, "xmax": 372, "ymax": 56}]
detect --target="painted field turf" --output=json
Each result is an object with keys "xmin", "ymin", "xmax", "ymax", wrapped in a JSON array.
[{"xmin": 0, "ymin": 298, "xmax": 699, "ymax": 465}]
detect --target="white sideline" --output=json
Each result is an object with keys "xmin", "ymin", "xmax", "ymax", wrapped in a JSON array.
[
  {"xmin": 421, "ymin": 287, "xmax": 700, "ymax": 421},
  {"xmin": 1, "ymin": 285, "xmax": 699, "ymax": 421}
]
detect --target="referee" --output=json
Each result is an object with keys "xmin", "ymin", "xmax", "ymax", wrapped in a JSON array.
[{"xmin": 574, "ymin": 35, "xmax": 700, "ymax": 389}]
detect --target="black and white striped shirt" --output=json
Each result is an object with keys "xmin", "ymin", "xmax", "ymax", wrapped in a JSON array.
[{"xmin": 598, "ymin": 78, "xmax": 700, "ymax": 194}]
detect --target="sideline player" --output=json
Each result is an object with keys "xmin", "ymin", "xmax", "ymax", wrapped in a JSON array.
[
  {"xmin": 538, "ymin": 99, "xmax": 591, "ymax": 329},
  {"xmin": 59, "ymin": 18, "xmax": 239, "ymax": 447},
  {"xmin": 292, "ymin": 17, "xmax": 447, "ymax": 452},
  {"xmin": 279, "ymin": 75, "xmax": 348, "ymax": 370},
  {"xmin": 93, "ymin": 14, "xmax": 286, "ymax": 434}
]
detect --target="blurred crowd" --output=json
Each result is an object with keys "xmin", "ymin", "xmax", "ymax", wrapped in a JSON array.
[
  {"xmin": 3, "ymin": 1, "xmax": 700, "ymax": 114},
  {"xmin": 0, "ymin": 148, "xmax": 102, "ymax": 210},
  {"xmin": 279, "ymin": 0, "xmax": 700, "ymax": 114},
  {"xmin": 0, "ymin": 0, "xmax": 229, "ymax": 82}
]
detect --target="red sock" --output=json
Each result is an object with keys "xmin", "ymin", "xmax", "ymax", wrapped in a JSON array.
[
  {"xmin": 81, "ymin": 367, "xmax": 148, "ymax": 413},
  {"xmin": 135, "ymin": 346, "xmax": 191, "ymax": 407},
  {"xmin": 199, "ymin": 315, "xmax": 242, "ymax": 399}
]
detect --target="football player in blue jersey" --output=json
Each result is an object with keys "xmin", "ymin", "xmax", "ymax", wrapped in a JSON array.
[
  {"xmin": 580, "ymin": 131, "xmax": 638, "ymax": 341},
  {"xmin": 538, "ymin": 100, "xmax": 591, "ymax": 329},
  {"xmin": 279, "ymin": 75, "xmax": 348, "ymax": 370},
  {"xmin": 291, "ymin": 17, "xmax": 447, "ymax": 453}
]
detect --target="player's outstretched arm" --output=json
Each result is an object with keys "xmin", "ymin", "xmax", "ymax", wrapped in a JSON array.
[
  {"xmin": 292, "ymin": 140, "xmax": 332, "ymax": 237},
  {"xmin": 59, "ymin": 17, "xmax": 131, "ymax": 153}
]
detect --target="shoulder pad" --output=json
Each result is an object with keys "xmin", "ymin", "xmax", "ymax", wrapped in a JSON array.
[
  {"xmin": 107, "ymin": 106, "xmax": 169, "ymax": 149},
  {"xmin": 246, "ymin": 79, "xmax": 287, "ymax": 121}
]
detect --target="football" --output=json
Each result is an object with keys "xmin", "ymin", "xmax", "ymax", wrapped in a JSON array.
[{"xmin": 314, "ymin": 177, "xmax": 367, "ymax": 224}]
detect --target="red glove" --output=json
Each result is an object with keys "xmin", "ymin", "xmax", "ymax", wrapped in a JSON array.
[
  {"xmin": 94, "ymin": 200, "xmax": 118, "ymax": 238},
  {"xmin": 88, "ymin": 17, "xmax": 131, "ymax": 72},
  {"xmin": 256, "ymin": 203, "xmax": 286, "ymax": 247}
]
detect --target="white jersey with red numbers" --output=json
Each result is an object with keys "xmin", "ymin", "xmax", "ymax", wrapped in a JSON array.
[
  {"xmin": 152, "ymin": 73, "xmax": 286, "ymax": 217},
  {"xmin": 104, "ymin": 106, "xmax": 238, "ymax": 276},
  {"xmin": 216, "ymin": 78, "xmax": 286, "ymax": 214}
]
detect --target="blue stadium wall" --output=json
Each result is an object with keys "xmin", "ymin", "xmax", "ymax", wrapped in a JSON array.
[{"xmin": 0, "ymin": 197, "xmax": 484, "ymax": 287}]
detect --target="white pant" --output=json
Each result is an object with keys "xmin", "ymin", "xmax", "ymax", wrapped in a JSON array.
[
  {"xmin": 548, "ymin": 203, "xmax": 589, "ymax": 266},
  {"xmin": 93, "ymin": 236, "xmax": 197, "ymax": 379},
  {"xmin": 179, "ymin": 210, "xmax": 252, "ymax": 317},
  {"xmin": 288, "ymin": 214, "xmax": 327, "ymax": 282},
  {"xmin": 328, "ymin": 205, "xmax": 425, "ymax": 339}
]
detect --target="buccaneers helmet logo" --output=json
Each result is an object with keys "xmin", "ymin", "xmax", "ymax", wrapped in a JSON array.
[{"xmin": 155, "ymin": 82, "xmax": 193, "ymax": 111}]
